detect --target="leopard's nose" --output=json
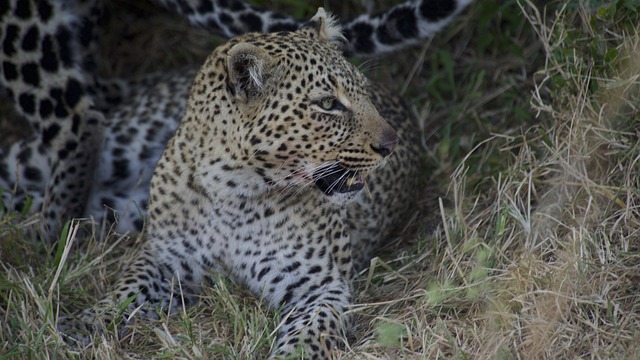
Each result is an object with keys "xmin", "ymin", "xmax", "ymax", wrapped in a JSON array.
[{"xmin": 371, "ymin": 130, "xmax": 399, "ymax": 157}]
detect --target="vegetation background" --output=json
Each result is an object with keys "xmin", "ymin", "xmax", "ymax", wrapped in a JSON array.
[{"xmin": 1, "ymin": 0, "xmax": 639, "ymax": 358}]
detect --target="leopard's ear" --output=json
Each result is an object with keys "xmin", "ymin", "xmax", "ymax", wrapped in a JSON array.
[
  {"xmin": 304, "ymin": 8, "xmax": 346, "ymax": 46},
  {"xmin": 226, "ymin": 43, "xmax": 275, "ymax": 102}
]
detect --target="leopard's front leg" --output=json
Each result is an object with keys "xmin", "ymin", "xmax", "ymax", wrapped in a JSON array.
[
  {"xmin": 254, "ymin": 216, "xmax": 355, "ymax": 359},
  {"xmin": 272, "ymin": 279, "xmax": 352, "ymax": 360}
]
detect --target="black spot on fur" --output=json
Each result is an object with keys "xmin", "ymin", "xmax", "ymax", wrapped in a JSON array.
[
  {"xmin": 101, "ymin": 197, "xmax": 117, "ymax": 223},
  {"xmin": 42, "ymin": 123, "xmax": 61, "ymax": 144},
  {"xmin": 21, "ymin": 62, "xmax": 40, "ymax": 87},
  {"xmin": 21, "ymin": 25, "xmax": 38, "ymax": 51},
  {"xmin": 54, "ymin": 26, "xmax": 73, "ymax": 67},
  {"xmin": 24, "ymin": 166, "xmax": 42, "ymax": 182},
  {"xmin": 64, "ymin": 78, "xmax": 83, "ymax": 108},
  {"xmin": 3, "ymin": 24, "xmax": 18, "ymax": 56},
  {"xmin": 112, "ymin": 147, "xmax": 124, "ymax": 157},
  {"xmin": 3, "ymin": 61, "xmax": 17, "ymax": 80},
  {"xmin": 0, "ymin": 0, "xmax": 9, "ymax": 20},
  {"xmin": 71, "ymin": 114, "xmax": 80, "ymax": 134},
  {"xmin": 40, "ymin": 35, "xmax": 58, "ymax": 72},
  {"xmin": 115, "ymin": 134, "xmax": 132, "ymax": 145},
  {"xmin": 196, "ymin": 0, "xmax": 213, "ymax": 13},
  {"xmin": 140, "ymin": 146, "xmax": 154, "ymax": 160},
  {"xmin": 18, "ymin": 92, "xmax": 35, "ymax": 114},
  {"xmin": 14, "ymin": 0, "xmax": 31, "ymax": 19},
  {"xmin": 78, "ymin": 17, "xmax": 93, "ymax": 47},
  {"xmin": 219, "ymin": 11, "xmax": 232, "ymax": 25},
  {"xmin": 64, "ymin": 140, "xmax": 78, "ymax": 152},
  {"xmin": 39, "ymin": 99, "xmax": 53, "ymax": 118},
  {"xmin": 37, "ymin": 1, "xmax": 53, "ymax": 22},
  {"xmin": 420, "ymin": 0, "xmax": 456, "ymax": 21},
  {"xmin": 57, "ymin": 148, "xmax": 68, "ymax": 160},
  {"xmin": 17, "ymin": 147, "xmax": 31, "ymax": 162},
  {"xmin": 113, "ymin": 159, "xmax": 130, "ymax": 179},
  {"xmin": 283, "ymin": 262, "xmax": 301, "ymax": 273},
  {"xmin": 320, "ymin": 276, "xmax": 334, "ymax": 286},
  {"xmin": 257, "ymin": 266, "xmax": 271, "ymax": 281},
  {"xmin": 286, "ymin": 276, "xmax": 310, "ymax": 291},
  {"xmin": 134, "ymin": 218, "xmax": 144, "ymax": 231},
  {"xmin": 230, "ymin": 0, "xmax": 245, "ymax": 11},
  {"xmin": 240, "ymin": 13, "xmax": 263, "ymax": 32},
  {"xmin": 86, "ymin": 115, "xmax": 99, "ymax": 126},
  {"xmin": 377, "ymin": 7, "xmax": 418, "ymax": 44},
  {"xmin": 281, "ymin": 291, "xmax": 293, "ymax": 304},
  {"xmin": 250, "ymin": 135, "xmax": 261, "ymax": 145},
  {"xmin": 49, "ymin": 88, "xmax": 69, "ymax": 118},
  {"xmin": 101, "ymin": 197, "xmax": 115, "ymax": 210},
  {"xmin": 346, "ymin": 22, "xmax": 375, "ymax": 54}
]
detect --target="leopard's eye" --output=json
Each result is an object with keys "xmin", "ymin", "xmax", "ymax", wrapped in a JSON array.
[
  {"xmin": 316, "ymin": 97, "xmax": 347, "ymax": 112},
  {"xmin": 320, "ymin": 97, "xmax": 333, "ymax": 110}
]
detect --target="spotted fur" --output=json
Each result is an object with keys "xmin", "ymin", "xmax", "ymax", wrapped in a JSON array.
[
  {"xmin": 60, "ymin": 10, "xmax": 421, "ymax": 359},
  {"xmin": 152, "ymin": 0, "xmax": 474, "ymax": 55},
  {"xmin": 0, "ymin": 0, "xmax": 109, "ymax": 237}
]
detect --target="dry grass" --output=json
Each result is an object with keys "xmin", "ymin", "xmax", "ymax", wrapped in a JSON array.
[{"xmin": 2, "ymin": 0, "xmax": 640, "ymax": 359}]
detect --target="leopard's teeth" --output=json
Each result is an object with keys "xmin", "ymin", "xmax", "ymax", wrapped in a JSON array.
[{"xmin": 346, "ymin": 177, "xmax": 358, "ymax": 186}]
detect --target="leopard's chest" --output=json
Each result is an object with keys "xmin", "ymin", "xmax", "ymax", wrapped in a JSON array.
[{"xmin": 195, "ymin": 194, "xmax": 352, "ymax": 302}]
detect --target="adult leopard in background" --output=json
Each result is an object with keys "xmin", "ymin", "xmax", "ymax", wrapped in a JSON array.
[{"xmin": 61, "ymin": 9, "xmax": 421, "ymax": 359}]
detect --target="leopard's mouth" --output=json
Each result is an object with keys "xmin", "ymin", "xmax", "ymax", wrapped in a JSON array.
[{"xmin": 313, "ymin": 164, "xmax": 365, "ymax": 195}]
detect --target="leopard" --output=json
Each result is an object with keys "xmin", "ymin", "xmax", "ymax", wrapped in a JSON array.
[
  {"xmin": 60, "ymin": 8, "xmax": 424, "ymax": 359},
  {"xmin": 0, "ymin": 0, "xmax": 107, "ymax": 238},
  {"xmin": 0, "ymin": 0, "xmax": 473, "ymax": 240}
]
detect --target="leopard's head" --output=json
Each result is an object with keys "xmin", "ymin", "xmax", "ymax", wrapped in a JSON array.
[{"xmin": 189, "ymin": 8, "xmax": 398, "ymax": 201}]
